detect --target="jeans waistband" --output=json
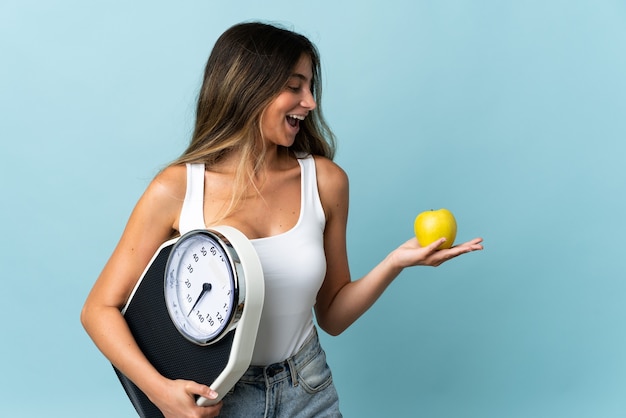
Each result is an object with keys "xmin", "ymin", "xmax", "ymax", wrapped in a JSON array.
[{"xmin": 239, "ymin": 328, "xmax": 321, "ymax": 387}]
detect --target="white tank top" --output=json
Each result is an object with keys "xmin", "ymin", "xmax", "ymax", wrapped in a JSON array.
[{"xmin": 178, "ymin": 155, "xmax": 327, "ymax": 365}]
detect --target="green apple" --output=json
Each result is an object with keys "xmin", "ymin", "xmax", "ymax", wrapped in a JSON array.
[{"xmin": 414, "ymin": 208, "xmax": 457, "ymax": 249}]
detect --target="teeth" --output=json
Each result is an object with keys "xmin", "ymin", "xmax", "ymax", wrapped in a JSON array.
[{"xmin": 287, "ymin": 114, "xmax": 305, "ymax": 120}]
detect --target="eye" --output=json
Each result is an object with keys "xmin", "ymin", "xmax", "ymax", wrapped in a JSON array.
[{"xmin": 287, "ymin": 85, "xmax": 301, "ymax": 92}]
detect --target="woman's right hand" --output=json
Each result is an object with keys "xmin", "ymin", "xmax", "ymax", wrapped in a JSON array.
[{"xmin": 151, "ymin": 378, "xmax": 223, "ymax": 418}]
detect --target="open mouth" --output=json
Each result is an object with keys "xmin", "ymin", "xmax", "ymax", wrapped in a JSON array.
[{"xmin": 287, "ymin": 114, "xmax": 304, "ymax": 128}]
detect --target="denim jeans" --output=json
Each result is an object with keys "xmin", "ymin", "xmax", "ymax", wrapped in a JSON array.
[{"xmin": 219, "ymin": 328, "xmax": 342, "ymax": 417}]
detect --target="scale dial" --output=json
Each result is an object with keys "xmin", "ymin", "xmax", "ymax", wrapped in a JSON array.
[{"xmin": 164, "ymin": 229, "xmax": 243, "ymax": 345}]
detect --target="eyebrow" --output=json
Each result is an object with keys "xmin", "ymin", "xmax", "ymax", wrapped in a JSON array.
[{"xmin": 289, "ymin": 73, "xmax": 309, "ymax": 82}]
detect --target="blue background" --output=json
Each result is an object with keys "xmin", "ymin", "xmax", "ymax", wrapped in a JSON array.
[{"xmin": 2, "ymin": 1, "xmax": 625, "ymax": 417}]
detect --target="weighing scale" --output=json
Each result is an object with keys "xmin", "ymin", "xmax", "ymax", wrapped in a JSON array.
[{"xmin": 113, "ymin": 226, "xmax": 264, "ymax": 417}]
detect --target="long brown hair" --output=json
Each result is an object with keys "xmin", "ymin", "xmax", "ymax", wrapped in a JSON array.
[{"xmin": 171, "ymin": 22, "xmax": 335, "ymax": 219}]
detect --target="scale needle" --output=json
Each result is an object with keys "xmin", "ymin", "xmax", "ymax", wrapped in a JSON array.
[{"xmin": 187, "ymin": 282, "xmax": 212, "ymax": 316}]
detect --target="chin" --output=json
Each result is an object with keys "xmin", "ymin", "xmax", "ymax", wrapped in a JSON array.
[{"xmin": 275, "ymin": 138, "xmax": 296, "ymax": 148}]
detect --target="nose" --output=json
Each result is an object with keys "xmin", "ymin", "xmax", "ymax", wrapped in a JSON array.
[{"xmin": 301, "ymin": 89, "xmax": 317, "ymax": 110}]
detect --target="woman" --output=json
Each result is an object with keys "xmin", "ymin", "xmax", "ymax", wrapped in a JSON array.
[{"xmin": 81, "ymin": 21, "xmax": 483, "ymax": 418}]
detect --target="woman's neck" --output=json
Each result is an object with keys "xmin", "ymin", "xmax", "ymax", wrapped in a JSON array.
[{"xmin": 214, "ymin": 145, "xmax": 293, "ymax": 175}]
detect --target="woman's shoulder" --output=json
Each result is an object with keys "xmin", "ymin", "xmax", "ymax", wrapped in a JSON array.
[
  {"xmin": 311, "ymin": 155, "xmax": 348, "ymax": 185},
  {"xmin": 311, "ymin": 156, "xmax": 349, "ymax": 212},
  {"xmin": 121, "ymin": 164, "xmax": 188, "ymax": 244},
  {"xmin": 144, "ymin": 164, "xmax": 188, "ymax": 204}
]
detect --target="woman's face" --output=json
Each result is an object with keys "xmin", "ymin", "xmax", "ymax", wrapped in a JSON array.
[{"xmin": 260, "ymin": 54, "xmax": 317, "ymax": 148}]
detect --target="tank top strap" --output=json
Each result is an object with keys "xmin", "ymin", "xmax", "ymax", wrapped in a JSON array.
[
  {"xmin": 298, "ymin": 155, "xmax": 326, "ymax": 227},
  {"xmin": 179, "ymin": 163, "xmax": 206, "ymax": 234}
]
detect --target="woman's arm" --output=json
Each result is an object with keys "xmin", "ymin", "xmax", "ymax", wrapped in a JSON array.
[
  {"xmin": 313, "ymin": 157, "xmax": 483, "ymax": 336},
  {"xmin": 80, "ymin": 165, "xmax": 222, "ymax": 417}
]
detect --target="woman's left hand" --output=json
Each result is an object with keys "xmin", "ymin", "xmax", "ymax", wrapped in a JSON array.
[{"xmin": 391, "ymin": 237, "xmax": 484, "ymax": 268}]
